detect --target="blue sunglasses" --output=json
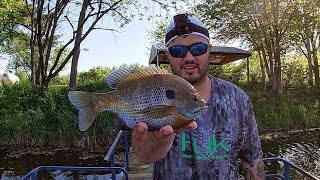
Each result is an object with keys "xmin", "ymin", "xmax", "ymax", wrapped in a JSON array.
[{"xmin": 168, "ymin": 43, "xmax": 209, "ymax": 58}]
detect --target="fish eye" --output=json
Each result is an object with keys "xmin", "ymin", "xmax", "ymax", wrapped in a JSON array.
[{"xmin": 193, "ymin": 95, "xmax": 198, "ymax": 102}]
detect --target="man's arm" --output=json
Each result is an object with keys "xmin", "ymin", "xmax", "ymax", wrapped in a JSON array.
[
  {"xmin": 241, "ymin": 159, "xmax": 265, "ymax": 180},
  {"xmin": 131, "ymin": 121, "xmax": 197, "ymax": 164}
]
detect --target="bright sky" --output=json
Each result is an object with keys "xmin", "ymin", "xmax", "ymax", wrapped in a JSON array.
[
  {"xmin": 0, "ymin": 7, "xmax": 165, "ymax": 74},
  {"xmin": 0, "ymin": 1, "xmax": 198, "ymax": 74},
  {"xmin": 0, "ymin": 2, "xmax": 240, "ymax": 74},
  {"xmin": 76, "ymin": 18, "xmax": 155, "ymax": 72}
]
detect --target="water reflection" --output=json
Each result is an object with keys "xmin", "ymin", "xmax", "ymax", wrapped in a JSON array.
[
  {"xmin": 1, "ymin": 130, "xmax": 320, "ymax": 179},
  {"xmin": 261, "ymin": 129, "xmax": 320, "ymax": 179},
  {"xmin": 0, "ymin": 149, "xmax": 122, "ymax": 179}
]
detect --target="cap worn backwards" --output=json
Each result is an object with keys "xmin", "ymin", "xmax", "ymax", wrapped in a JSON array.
[{"xmin": 164, "ymin": 14, "xmax": 210, "ymax": 47}]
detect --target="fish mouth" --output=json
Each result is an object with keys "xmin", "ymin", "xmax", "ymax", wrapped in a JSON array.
[{"xmin": 194, "ymin": 105, "xmax": 208, "ymax": 116}]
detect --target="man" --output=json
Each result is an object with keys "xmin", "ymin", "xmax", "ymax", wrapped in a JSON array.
[{"xmin": 131, "ymin": 14, "xmax": 265, "ymax": 179}]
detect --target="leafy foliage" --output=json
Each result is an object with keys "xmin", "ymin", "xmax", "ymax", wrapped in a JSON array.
[
  {"xmin": 0, "ymin": 64, "xmax": 319, "ymax": 147},
  {"xmin": 249, "ymin": 88, "xmax": 320, "ymax": 133},
  {"xmin": 0, "ymin": 74, "xmax": 114, "ymax": 147},
  {"xmin": 193, "ymin": 0, "xmax": 320, "ymax": 94},
  {"xmin": 0, "ymin": 0, "xmax": 28, "ymax": 46}
]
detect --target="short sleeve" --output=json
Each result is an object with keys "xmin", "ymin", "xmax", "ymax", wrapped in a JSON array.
[{"xmin": 238, "ymin": 97, "xmax": 263, "ymax": 167}]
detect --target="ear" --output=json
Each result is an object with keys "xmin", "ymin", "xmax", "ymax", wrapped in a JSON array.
[
  {"xmin": 166, "ymin": 89, "xmax": 176, "ymax": 100},
  {"xmin": 165, "ymin": 49, "xmax": 171, "ymax": 58},
  {"xmin": 208, "ymin": 43, "xmax": 212, "ymax": 51}
]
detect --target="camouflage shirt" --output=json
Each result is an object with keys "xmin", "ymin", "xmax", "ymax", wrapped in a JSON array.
[{"xmin": 153, "ymin": 76, "xmax": 263, "ymax": 180}]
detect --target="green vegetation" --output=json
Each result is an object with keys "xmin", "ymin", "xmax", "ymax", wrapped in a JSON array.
[
  {"xmin": 0, "ymin": 63, "xmax": 319, "ymax": 148},
  {"xmin": 0, "ymin": 75, "xmax": 116, "ymax": 148},
  {"xmin": 244, "ymin": 85, "xmax": 319, "ymax": 133},
  {"xmin": 0, "ymin": 0, "xmax": 318, "ymax": 150}
]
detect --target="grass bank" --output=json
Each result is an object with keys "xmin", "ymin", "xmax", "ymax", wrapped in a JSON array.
[
  {"xmin": 0, "ymin": 80, "xmax": 117, "ymax": 149},
  {"xmin": 0, "ymin": 81, "xmax": 319, "ymax": 148},
  {"xmin": 241, "ymin": 84, "xmax": 320, "ymax": 134}
]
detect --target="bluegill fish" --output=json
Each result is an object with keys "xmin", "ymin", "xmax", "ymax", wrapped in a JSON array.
[{"xmin": 68, "ymin": 67, "xmax": 207, "ymax": 131}]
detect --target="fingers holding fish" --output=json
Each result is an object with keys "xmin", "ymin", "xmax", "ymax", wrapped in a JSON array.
[
  {"xmin": 153, "ymin": 125, "xmax": 174, "ymax": 140},
  {"xmin": 132, "ymin": 122, "xmax": 174, "ymax": 142},
  {"xmin": 131, "ymin": 122, "xmax": 176, "ymax": 164},
  {"xmin": 132, "ymin": 122, "xmax": 148, "ymax": 141},
  {"xmin": 173, "ymin": 120, "xmax": 197, "ymax": 133}
]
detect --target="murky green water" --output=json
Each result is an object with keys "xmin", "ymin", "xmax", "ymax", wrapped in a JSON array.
[
  {"xmin": 261, "ymin": 129, "xmax": 320, "ymax": 179},
  {"xmin": 0, "ymin": 149, "xmax": 123, "ymax": 179},
  {"xmin": 1, "ymin": 130, "xmax": 320, "ymax": 179}
]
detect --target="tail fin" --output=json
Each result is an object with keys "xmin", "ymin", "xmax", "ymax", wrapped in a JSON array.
[{"xmin": 68, "ymin": 91, "xmax": 98, "ymax": 131}]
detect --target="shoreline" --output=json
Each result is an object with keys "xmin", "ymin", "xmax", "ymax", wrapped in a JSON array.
[
  {"xmin": 1, "ymin": 127, "xmax": 320, "ymax": 158},
  {"xmin": 259, "ymin": 127, "xmax": 320, "ymax": 140}
]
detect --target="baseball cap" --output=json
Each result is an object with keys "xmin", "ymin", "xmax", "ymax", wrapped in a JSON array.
[{"xmin": 164, "ymin": 14, "xmax": 210, "ymax": 47}]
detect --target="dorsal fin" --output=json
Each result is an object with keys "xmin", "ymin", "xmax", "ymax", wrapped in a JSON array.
[{"xmin": 105, "ymin": 67, "xmax": 169, "ymax": 89}]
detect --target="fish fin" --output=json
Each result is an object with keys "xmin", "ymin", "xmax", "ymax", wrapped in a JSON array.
[
  {"xmin": 140, "ymin": 105, "xmax": 177, "ymax": 119},
  {"xmin": 68, "ymin": 91, "xmax": 98, "ymax": 131},
  {"xmin": 141, "ymin": 106, "xmax": 191, "ymax": 131},
  {"xmin": 171, "ymin": 113, "xmax": 191, "ymax": 129},
  {"xmin": 114, "ymin": 117, "xmax": 131, "ymax": 130},
  {"xmin": 105, "ymin": 67, "xmax": 169, "ymax": 89}
]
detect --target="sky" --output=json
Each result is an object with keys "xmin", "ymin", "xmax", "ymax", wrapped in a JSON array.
[
  {"xmin": 76, "ymin": 18, "xmax": 155, "ymax": 73},
  {"xmin": 0, "ymin": 10, "xmax": 161, "ymax": 74},
  {"xmin": 0, "ymin": 1, "xmax": 242, "ymax": 75},
  {"xmin": 0, "ymin": 1, "xmax": 201, "ymax": 75}
]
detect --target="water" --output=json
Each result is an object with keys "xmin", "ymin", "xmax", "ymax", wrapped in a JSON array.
[
  {"xmin": 261, "ymin": 129, "xmax": 320, "ymax": 179},
  {"xmin": 0, "ymin": 149, "xmax": 123, "ymax": 179},
  {"xmin": 1, "ymin": 130, "xmax": 320, "ymax": 179}
]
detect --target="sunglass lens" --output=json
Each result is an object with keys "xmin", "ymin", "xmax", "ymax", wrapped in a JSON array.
[
  {"xmin": 169, "ymin": 46, "xmax": 187, "ymax": 58},
  {"xmin": 190, "ymin": 43, "xmax": 207, "ymax": 56}
]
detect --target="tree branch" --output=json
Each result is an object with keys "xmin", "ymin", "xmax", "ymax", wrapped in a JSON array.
[
  {"xmin": 92, "ymin": 27, "xmax": 119, "ymax": 32},
  {"xmin": 48, "ymin": 37, "xmax": 75, "ymax": 77},
  {"xmin": 45, "ymin": 0, "xmax": 69, "ymax": 74},
  {"xmin": 299, "ymin": 46, "xmax": 308, "ymax": 59},
  {"xmin": 50, "ymin": 0, "xmax": 124, "ymax": 78},
  {"xmin": 65, "ymin": 15, "xmax": 75, "ymax": 32},
  {"xmin": 151, "ymin": 0, "xmax": 175, "ymax": 9}
]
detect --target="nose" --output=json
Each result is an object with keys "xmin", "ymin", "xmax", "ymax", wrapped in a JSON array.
[{"xmin": 184, "ymin": 50, "xmax": 195, "ymax": 62}]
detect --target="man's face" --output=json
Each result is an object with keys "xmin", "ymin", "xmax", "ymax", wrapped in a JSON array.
[{"xmin": 165, "ymin": 35, "xmax": 211, "ymax": 85}]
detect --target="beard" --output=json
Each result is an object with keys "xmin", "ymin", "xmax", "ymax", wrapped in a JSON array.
[{"xmin": 170, "ymin": 60, "xmax": 209, "ymax": 85}]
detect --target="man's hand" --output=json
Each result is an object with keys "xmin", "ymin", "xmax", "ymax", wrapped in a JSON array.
[
  {"xmin": 131, "ymin": 121, "xmax": 197, "ymax": 164},
  {"xmin": 241, "ymin": 159, "xmax": 265, "ymax": 180}
]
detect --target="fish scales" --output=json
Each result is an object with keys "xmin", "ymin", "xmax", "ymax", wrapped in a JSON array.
[
  {"xmin": 68, "ymin": 67, "xmax": 207, "ymax": 131},
  {"xmin": 109, "ymin": 74, "xmax": 178, "ymax": 129}
]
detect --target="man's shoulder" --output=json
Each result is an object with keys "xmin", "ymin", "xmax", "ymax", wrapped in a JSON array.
[{"xmin": 209, "ymin": 75, "xmax": 248, "ymax": 99}]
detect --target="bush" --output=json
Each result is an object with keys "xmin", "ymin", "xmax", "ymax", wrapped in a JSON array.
[
  {"xmin": 0, "ymin": 80, "xmax": 116, "ymax": 148},
  {"xmin": 248, "ymin": 88, "xmax": 320, "ymax": 133},
  {"xmin": 1, "ymin": 64, "xmax": 318, "ymax": 147}
]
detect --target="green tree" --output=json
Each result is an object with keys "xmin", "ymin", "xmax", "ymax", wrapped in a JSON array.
[
  {"xmin": 0, "ymin": 0, "xmax": 28, "ymax": 45},
  {"xmin": 148, "ymin": 21, "xmax": 168, "ymax": 44},
  {"xmin": 194, "ymin": 0, "xmax": 299, "ymax": 95},
  {"xmin": 78, "ymin": 66, "xmax": 113, "ymax": 84},
  {"xmin": 1, "ymin": 0, "xmax": 191, "ymax": 91},
  {"xmin": 289, "ymin": 0, "xmax": 320, "ymax": 87},
  {"xmin": 0, "ymin": 0, "xmax": 30, "ymax": 71},
  {"xmin": 1, "ymin": 33, "xmax": 30, "ymax": 72}
]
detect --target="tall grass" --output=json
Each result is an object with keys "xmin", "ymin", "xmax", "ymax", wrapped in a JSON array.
[
  {"xmin": 0, "ymin": 80, "xmax": 117, "ymax": 148},
  {"xmin": 246, "ymin": 86, "xmax": 320, "ymax": 133},
  {"xmin": 0, "ymin": 76, "xmax": 319, "ymax": 147}
]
